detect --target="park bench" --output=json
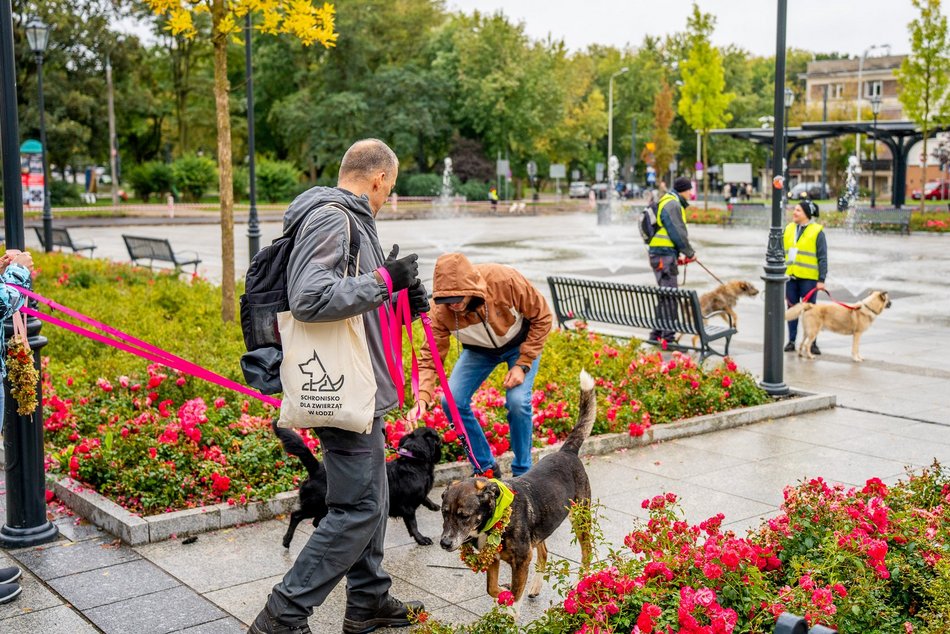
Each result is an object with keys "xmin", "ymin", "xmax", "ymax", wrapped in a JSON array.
[
  {"xmin": 547, "ymin": 276, "xmax": 736, "ymax": 362},
  {"xmin": 33, "ymin": 226, "xmax": 97, "ymax": 256},
  {"xmin": 851, "ymin": 207, "xmax": 911, "ymax": 234},
  {"xmin": 122, "ymin": 235, "xmax": 201, "ymax": 272},
  {"xmin": 723, "ymin": 203, "xmax": 770, "ymax": 227}
]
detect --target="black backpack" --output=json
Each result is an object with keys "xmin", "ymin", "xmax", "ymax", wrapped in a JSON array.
[
  {"xmin": 638, "ymin": 200, "xmax": 660, "ymax": 244},
  {"xmin": 239, "ymin": 205, "xmax": 360, "ymax": 393}
]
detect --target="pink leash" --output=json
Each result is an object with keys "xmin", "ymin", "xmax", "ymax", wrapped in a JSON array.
[
  {"xmin": 374, "ymin": 270, "xmax": 481, "ymax": 471},
  {"xmin": 11, "ymin": 285, "xmax": 282, "ymax": 408}
]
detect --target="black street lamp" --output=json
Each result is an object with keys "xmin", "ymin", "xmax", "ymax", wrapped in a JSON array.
[
  {"xmin": 783, "ymin": 87, "xmax": 794, "ymax": 208},
  {"xmin": 761, "ymin": 0, "xmax": 790, "ymax": 396},
  {"xmin": 25, "ymin": 18, "xmax": 52, "ymax": 253},
  {"xmin": 870, "ymin": 95, "xmax": 882, "ymax": 208},
  {"xmin": 245, "ymin": 14, "xmax": 260, "ymax": 261},
  {"xmin": 2, "ymin": 8, "xmax": 58, "ymax": 547}
]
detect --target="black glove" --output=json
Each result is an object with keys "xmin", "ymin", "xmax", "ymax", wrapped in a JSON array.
[
  {"xmin": 384, "ymin": 244, "xmax": 399, "ymax": 266},
  {"xmin": 381, "ymin": 252, "xmax": 418, "ymax": 292},
  {"xmin": 407, "ymin": 280, "xmax": 430, "ymax": 319}
]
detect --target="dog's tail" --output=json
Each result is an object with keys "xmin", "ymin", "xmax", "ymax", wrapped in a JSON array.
[
  {"xmin": 271, "ymin": 421, "xmax": 323, "ymax": 479},
  {"xmin": 784, "ymin": 302, "xmax": 814, "ymax": 321},
  {"xmin": 561, "ymin": 370, "xmax": 596, "ymax": 455}
]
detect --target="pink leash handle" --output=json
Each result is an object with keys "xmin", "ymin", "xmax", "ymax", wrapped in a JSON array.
[{"xmin": 12, "ymin": 286, "xmax": 282, "ymax": 408}]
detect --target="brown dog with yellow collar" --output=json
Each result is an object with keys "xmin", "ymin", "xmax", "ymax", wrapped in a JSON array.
[{"xmin": 438, "ymin": 371, "xmax": 595, "ymax": 608}]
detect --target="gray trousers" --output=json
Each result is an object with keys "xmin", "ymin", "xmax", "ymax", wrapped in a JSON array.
[
  {"xmin": 267, "ymin": 416, "xmax": 391, "ymax": 624},
  {"xmin": 649, "ymin": 253, "xmax": 679, "ymax": 342}
]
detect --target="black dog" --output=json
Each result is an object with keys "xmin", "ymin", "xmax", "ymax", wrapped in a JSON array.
[{"xmin": 273, "ymin": 423, "xmax": 443, "ymax": 548}]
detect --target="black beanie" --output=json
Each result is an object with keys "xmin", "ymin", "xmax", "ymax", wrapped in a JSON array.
[
  {"xmin": 673, "ymin": 177, "xmax": 692, "ymax": 193},
  {"xmin": 799, "ymin": 200, "xmax": 819, "ymax": 219}
]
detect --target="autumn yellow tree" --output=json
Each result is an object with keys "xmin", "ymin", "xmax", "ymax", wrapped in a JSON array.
[{"xmin": 145, "ymin": 0, "xmax": 337, "ymax": 321}]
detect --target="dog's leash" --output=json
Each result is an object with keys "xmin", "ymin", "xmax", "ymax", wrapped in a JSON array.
[
  {"xmin": 677, "ymin": 257, "xmax": 725, "ymax": 286},
  {"xmin": 799, "ymin": 287, "xmax": 860, "ymax": 310}
]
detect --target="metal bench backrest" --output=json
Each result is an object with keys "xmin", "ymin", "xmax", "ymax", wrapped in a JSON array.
[
  {"xmin": 853, "ymin": 208, "xmax": 911, "ymax": 224},
  {"xmin": 34, "ymin": 226, "xmax": 74, "ymax": 249},
  {"xmin": 123, "ymin": 235, "xmax": 176, "ymax": 262},
  {"xmin": 547, "ymin": 277, "xmax": 705, "ymax": 336}
]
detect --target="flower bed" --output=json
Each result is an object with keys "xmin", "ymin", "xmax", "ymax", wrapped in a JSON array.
[
  {"xmin": 33, "ymin": 253, "xmax": 767, "ymax": 515},
  {"xmin": 413, "ymin": 462, "xmax": 950, "ymax": 633}
]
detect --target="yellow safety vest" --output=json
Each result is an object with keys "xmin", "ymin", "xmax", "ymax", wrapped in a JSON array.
[
  {"xmin": 648, "ymin": 193, "xmax": 687, "ymax": 249},
  {"xmin": 783, "ymin": 222, "xmax": 824, "ymax": 280}
]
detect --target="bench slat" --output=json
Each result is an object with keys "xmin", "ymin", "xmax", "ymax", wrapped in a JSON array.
[{"xmin": 122, "ymin": 235, "xmax": 201, "ymax": 271}]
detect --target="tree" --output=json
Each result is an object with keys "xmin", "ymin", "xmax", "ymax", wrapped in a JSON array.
[
  {"xmin": 144, "ymin": 0, "xmax": 337, "ymax": 321},
  {"xmin": 677, "ymin": 3, "xmax": 734, "ymax": 211},
  {"xmin": 896, "ymin": 0, "xmax": 950, "ymax": 212},
  {"xmin": 649, "ymin": 79, "xmax": 679, "ymax": 181}
]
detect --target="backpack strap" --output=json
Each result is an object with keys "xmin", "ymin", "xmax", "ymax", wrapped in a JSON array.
[{"xmin": 291, "ymin": 203, "xmax": 362, "ymax": 277}]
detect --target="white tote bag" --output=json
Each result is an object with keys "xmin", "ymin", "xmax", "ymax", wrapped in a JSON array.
[{"xmin": 276, "ymin": 209, "xmax": 377, "ymax": 434}]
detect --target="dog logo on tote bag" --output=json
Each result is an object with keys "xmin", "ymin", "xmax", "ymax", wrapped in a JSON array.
[{"xmin": 299, "ymin": 351, "xmax": 345, "ymax": 393}]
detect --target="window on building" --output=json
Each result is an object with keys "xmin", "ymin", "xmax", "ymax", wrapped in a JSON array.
[
  {"xmin": 833, "ymin": 84, "xmax": 844, "ymax": 99},
  {"xmin": 866, "ymin": 80, "xmax": 883, "ymax": 98}
]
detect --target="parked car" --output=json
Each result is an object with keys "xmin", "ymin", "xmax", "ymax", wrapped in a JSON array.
[
  {"xmin": 911, "ymin": 181, "xmax": 950, "ymax": 200},
  {"xmin": 789, "ymin": 182, "xmax": 830, "ymax": 199},
  {"xmin": 568, "ymin": 181, "xmax": 590, "ymax": 198}
]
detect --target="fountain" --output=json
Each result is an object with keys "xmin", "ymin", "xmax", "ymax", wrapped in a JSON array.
[
  {"xmin": 431, "ymin": 157, "xmax": 458, "ymax": 217},
  {"xmin": 838, "ymin": 155, "xmax": 861, "ymax": 230}
]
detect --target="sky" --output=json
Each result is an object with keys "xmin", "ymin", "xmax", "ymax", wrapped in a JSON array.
[{"xmin": 445, "ymin": 0, "xmax": 927, "ymax": 58}]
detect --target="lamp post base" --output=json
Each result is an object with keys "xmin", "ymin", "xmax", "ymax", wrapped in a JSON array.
[{"xmin": 0, "ymin": 519, "xmax": 58, "ymax": 548}]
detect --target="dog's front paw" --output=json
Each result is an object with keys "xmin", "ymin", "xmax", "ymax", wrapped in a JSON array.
[
  {"xmin": 414, "ymin": 535, "xmax": 433, "ymax": 546},
  {"xmin": 853, "ymin": 355, "xmax": 864, "ymax": 363},
  {"xmin": 282, "ymin": 537, "xmax": 292, "ymax": 549}
]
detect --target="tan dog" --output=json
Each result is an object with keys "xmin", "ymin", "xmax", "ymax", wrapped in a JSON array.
[
  {"xmin": 439, "ymin": 371, "xmax": 595, "ymax": 609},
  {"xmin": 785, "ymin": 290, "xmax": 891, "ymax": 362},
  {"xmin": 691, "ymin": 280, "xmax": 759, "ymax": 347}
]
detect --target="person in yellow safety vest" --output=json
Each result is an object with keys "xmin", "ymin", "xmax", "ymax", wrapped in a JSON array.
[
  {"xmin": 647, "ymin": 177, "xmax": 697, "ymax": 343},
  {"xmin": 783, "ymin": 198, "xmax": 827, "ymax": 355},
  {"xmin": 489, "ymin": 186, "xmax": 499, "ymax": 213}
]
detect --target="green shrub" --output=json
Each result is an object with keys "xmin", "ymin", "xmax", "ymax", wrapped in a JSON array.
[
  {"xmin": 129, "ymin": 162, "xmax": 176, "ymax": 202},
  {"xmin": 458, "ymin": 179, "xmax": 489, "ymax": 201},
  {"xmin": 172, "ymin": 154, "xmax": 218, "ymax": 202},
  {"xmin": 256, "ymin": 158, "xmax": 299, "ymax": 203},
  {"xmin": 403, "ymin": 173, "xmax": 442, "ymax": 196},
  {"xmin": 232, "ymin": 165, "xmax": 249, "ymax": 202},
  {"xmin": 49, "ymin": 180, "xmax": 82, "ymax": 206}
]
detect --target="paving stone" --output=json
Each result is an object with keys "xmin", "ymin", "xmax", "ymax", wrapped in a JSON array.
[
  {"xmin": 176, "ymin": 617, "xmax": 246, "ymax": 633},
  {"xmin": 0, "ymin": 604, "xmax": 99, "ymax": 634},
  {"xmin": 670, "ymin": 427, "xmax": 821, "ymax": 461},
  {"xmin": 602, "ymin": 441, "xmax": 747, "ymax": 480},
  {"xmin": 833, "ymin": 431, "xmax": 950, "ymax": 467},
  {"xmin": 84, "ymin": 585, "xmax": 227, "ymax": 634},
  {"xmin": 47, "ymin": 559, "xmax": 180, "ymax": 610},
  {"xmin": 0, "ymin": 566, "xmax": 63, "ymax": 621},
  {"xmin": 137, "ymin": 520, "xmax": 300, "ymax": 594},
  {"xmin": 11, "ymin": 536, "xmax": 139, "ymax": 581},
  {"xmin": 53, "ymin": 515, "xmax": 108, "ymax": 543}
]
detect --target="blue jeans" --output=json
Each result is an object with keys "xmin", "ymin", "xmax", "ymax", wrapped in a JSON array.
[
  {"xmin": 0, "ymin": 384, "xmax": 5, "ymax": 434},
  {"xmin": 441, "ymin": 348, "xmax": 540, "ymax": 476},
  {"xmin": 786, "ymin": 277, "xmax": 818, "ymax": 342}
]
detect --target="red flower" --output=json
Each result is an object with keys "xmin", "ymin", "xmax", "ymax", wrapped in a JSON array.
[
  {"xmin": 721, "ymin": 376, "xmax": 733, "ymax": 388},
  {"xmin": 636, "ymin": 602, "xmax": 662, "ymax": 632},
  {"xmin": 496, "ymin": 590, "xmax": 514, "ymax": 606}
]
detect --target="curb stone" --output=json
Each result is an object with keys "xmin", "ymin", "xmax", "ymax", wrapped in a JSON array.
[{"xmin": 29, "ymin": 391, "xmax": 833, "ymax": 545}]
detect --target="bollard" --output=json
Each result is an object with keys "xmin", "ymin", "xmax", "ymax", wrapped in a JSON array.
[
  {"xmin": 167, "ymin": 193, "xmax": 175, "ymax": 218},
  {"xmin": 774, "ymin": 613, "xmax": 807, "ymax": 634}
]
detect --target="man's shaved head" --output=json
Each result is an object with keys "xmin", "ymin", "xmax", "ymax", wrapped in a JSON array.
[{"xmin": 338, "ymin": 139, "xmax": 398, "ymax": 183}]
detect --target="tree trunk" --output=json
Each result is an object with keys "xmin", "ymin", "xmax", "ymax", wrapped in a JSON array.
[
  {"xmin": 702, "ymin": 131, "xmax": 709, "ymax": 213},
  {"xmin": 212, "ymin": 0, "xmax": 236, "ymax": 322},
  {"xmin": 920, "ymin": 133, "xmax": 928, "ymax": 214}
]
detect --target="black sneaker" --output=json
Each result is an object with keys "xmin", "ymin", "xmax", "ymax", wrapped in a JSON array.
[
  {"xmin": 343, "ymin": 596, "xmax": 425, "ymax": 634},
  {"xmin": 0, "ymin": 583, "xmax": 21, "ymax": 605},
  {"xmin": 784, "ymin": 342, "xmax": 796, "ymax": 352},
  {"xmin": 810, "ymin": 343, "xmax": 821, "ymax": 355},
  {"xmin": 247, "ymin": 602, "xmax": 312, "ymax": 634},
  {"xmin": 0, "ymin": 566, "xmax": 21, "ymax": 585}
]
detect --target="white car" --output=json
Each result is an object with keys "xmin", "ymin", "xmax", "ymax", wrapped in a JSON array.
[{"xmin": 568, "ymin": 181, "xmax": 590, "ymax": 198}]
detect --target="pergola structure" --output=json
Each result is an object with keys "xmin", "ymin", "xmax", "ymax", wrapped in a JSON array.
[{"xmin": 712, "ymin": 121, "xmax": 950, "ymax": 208}]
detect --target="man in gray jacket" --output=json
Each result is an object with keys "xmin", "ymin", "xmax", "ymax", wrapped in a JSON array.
[
  {"xmin": 250, "ymin": 139, "xmax": 428, "ymax": 634},
  {"xmin": 647, "ymin": 176, "xmax": 697, "ymax": 343}
]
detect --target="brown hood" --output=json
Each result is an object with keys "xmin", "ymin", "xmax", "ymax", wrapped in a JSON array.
[{"xmin": 432, "ymin": 253, "xmax": 487, "ymax": 301}]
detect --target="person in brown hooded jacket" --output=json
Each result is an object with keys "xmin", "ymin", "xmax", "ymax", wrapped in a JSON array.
[{"xmin": 409, "ymin": 253, "xmax": 552, "ymax": 476}]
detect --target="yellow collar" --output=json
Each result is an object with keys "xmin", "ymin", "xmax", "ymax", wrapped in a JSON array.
[{"xmin": 481, "ymin": 479, "xmax": 514, "ymax": 533}]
